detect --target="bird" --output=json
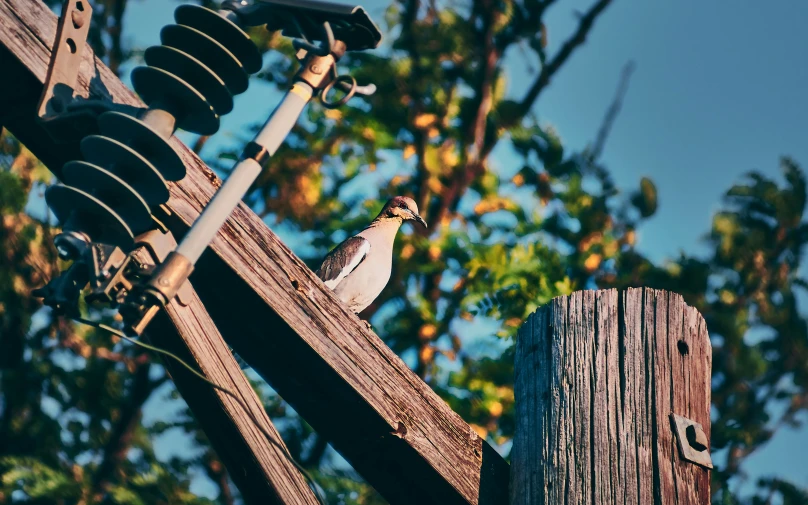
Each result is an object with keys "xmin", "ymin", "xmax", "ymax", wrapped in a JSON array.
[
  {"xmin": 232, "ymin": 196, "xmax": 426, "ymax": 370},
  {"xmin": 316, "ymin": 196, "xmax": 427, "ymax": 319}
]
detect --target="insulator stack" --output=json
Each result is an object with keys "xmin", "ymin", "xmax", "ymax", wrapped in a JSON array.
[{"xmin": 45, "ymin": 5, "xmax": 262, "ymax": 253}]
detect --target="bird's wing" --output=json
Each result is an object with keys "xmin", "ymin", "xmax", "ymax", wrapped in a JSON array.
[{"xmin": 316, "ymin": 235, "xmax": 371, "ymax": 290}]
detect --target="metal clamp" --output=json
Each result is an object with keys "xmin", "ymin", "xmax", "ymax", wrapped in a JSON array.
[{"xmin": 670, "ymin": 413, "xmax": 713, "ymax": 469}]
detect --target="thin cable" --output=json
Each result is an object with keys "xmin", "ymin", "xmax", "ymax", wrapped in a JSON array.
[{"xmin": 71, "ymin": 316, "xmax": 327, "ymax": 505}]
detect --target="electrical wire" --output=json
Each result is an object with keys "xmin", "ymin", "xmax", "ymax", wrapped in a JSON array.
[{"xmin": 71, "ymin": 316, "xmax": 327, "ymax": 505}]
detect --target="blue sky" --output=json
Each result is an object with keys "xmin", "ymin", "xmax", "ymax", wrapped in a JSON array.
[{"xmin": 119, "ymin": 0, "xmax": 808, "ymax": 499}]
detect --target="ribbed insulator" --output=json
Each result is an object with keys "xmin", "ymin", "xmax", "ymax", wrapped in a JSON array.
[
  {"xmin": 131, "ymin": 4, "xmax": 262, "ymax": 135},
  {"xmin": 45, "ymin": 5, "xmax": 262, "ymax": 249}
]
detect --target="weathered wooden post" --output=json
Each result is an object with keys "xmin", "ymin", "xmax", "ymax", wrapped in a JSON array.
[{"xmin": 511, "ymin": 288, "xmax": 712, "ymax": 504}]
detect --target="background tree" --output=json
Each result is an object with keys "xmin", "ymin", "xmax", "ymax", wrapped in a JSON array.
[
  {"xmin": 611, "ymin": 158, "xmax": 808, "ymax": 503},
  {"xmin": 1, "ymin": 0, "xmax": 806, "ymax": 504}
]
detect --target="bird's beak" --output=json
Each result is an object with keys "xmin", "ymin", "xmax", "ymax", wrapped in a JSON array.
[{"xmin": 413, "ymin": 213, "xmax": 428, "ymax": 228}]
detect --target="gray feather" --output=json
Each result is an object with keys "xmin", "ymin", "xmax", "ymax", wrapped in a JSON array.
[{"xmin": 316, "ymin": 236, "xmax": 371, "ymax": 289}]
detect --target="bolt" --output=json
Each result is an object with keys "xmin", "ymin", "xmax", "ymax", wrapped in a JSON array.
[
  {"xmin": 310, "ymin": 64, "xmax": 323, "ymax": 75},
  {"xmin": 158, "ymin": 277, "xmax": 170, "ymax": 287},
  {"xmin": 686, "ymin": 424, "xmax": 708, "ymax": 452}
]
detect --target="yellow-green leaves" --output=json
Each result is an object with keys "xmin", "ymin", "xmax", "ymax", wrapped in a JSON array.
[{"xmin": 631, "ymin": 176, "xmax": 658, "ymax": 218}]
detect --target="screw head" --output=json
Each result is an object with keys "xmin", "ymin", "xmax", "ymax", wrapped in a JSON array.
[
  {"xmin": 311, "ymin": 64, "xmax": 323, "ymax": 75},
  {"xmin": 158, "ymin": 277, "xmax": 170, "ymax": 287}
]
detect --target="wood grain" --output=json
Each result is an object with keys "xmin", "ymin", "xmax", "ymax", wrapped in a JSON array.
[
  {"xmin": 511, "ymin": 288, "xmax": 711, "ymax": 505},
  {"xmin": 0, "ymin": 1, "xmax": 510, "ymax": 503},
  {"xmin": 148, "ymin": 291, "xmax": 319, "ymax": 505}
]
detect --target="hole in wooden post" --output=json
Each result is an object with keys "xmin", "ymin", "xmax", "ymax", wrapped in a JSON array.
[
  {"xmin": 76, "ymin": 1, "xmax": 84, "ymax": 10},
  {"xmin": 66, "ymin": 38, "xmax": 77, "ymax": 54},
  {"xmin": 677, "ymin": 340, "xmax": 689, "ymax": 356}
]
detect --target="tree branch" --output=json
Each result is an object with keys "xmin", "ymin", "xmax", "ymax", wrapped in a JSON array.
[
  {"xmin": 589, "ymin": 60, "xmax": 635, "ymax": 161},
  {"xmin": 400, "ymin": 0, "xmax": 436, "ymax": 220},
  {"xmin": 89, "ymin": 364, "xmax": 159, "ymax": 503},
  {"xmin": 519, "ymin": 0, "xmax": 614, "ymax": 111},
  {"xmin": 434, "ymin": 0, "xmax": 500, "ymax": 226},
  {"xmin": 203, "ymin": 450, "xmax": 236, "ymax": 505},
  {"xmin": 192, "ymin": 135, "xmax": 210, "ymax": 155},
  {"xmin": 302, "ymin": 433, "xmax": 329, "ymax": 468},
  {"xmin": 106, "ymin": 0, "xmax": 129, "ymax": 76}
]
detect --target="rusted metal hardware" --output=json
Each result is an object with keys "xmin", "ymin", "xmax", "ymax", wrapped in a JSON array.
[
  {"xmin": 222, "ymin": 0, "xmax": 382, "ymax": 53},
  {"xmin": 34, "ymin": 0, "xmax": 123, "ymax": 143},
  {"xmin": 670, "ymin": 413, "xmax": 713, "ymax": 469},
  {"xmin": 136, "ymin": 230, "xmax": 193, "ymax": 307},
  {"xmin": 296, "ymin": 52, "xmax": 338, "ymax": 91},
  {"xmin": 33, "ymin": 0, "xmax": 261, "ymax": 321},
  {"xmin": 142, "ymin": 251, "xmax": 194, "ymax": 306},
  {"xmin": 35, "ymin": 0, "xmax": 382, "ymax": 338},
  {"xmin": 33, "ymin": 229, "xmax": 192, "ymax": 318},
  {"xmin": 120, "ymin": 12, "xmax": 380, "ymax": 335},
  {"xmin": 120, "ymin": 251, "xmax": 194, "ymax": 335},
  {"xmin": 88, "ymin": 230, "xmax": 193, "ymax": 308},
  {"xmin": 36, "ymin": 0, "xmax": 93, "ymax": 128}
]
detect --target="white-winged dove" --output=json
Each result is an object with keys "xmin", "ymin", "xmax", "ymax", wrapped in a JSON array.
[
  {"xmin": 233, "ymin": 197, "xmax": 427, "ymax": 369},
  {"xmin": 316, "ymin": 196, "xmax": 427, "ymax": 315}
]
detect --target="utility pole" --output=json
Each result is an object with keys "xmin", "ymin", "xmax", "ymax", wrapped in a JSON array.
[
  {"xmin": 511, "ymin": 288, "xmax": 712, "ymax": 505},
  {"xmin": 0, "ymin": 1, "xmax": 510, "ymax": 503}
]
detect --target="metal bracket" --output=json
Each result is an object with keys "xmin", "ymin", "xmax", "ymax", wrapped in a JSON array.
[
  {"xmin": 36, "ymin": 0, "xmax": 98, "ymax": 142},
  {"xmin": 85, "ymin": 243, "xmax": 132, "ymax": 305},
  {"xmin": 670, "ymin": 413, "xmax": 713, "ymax": 469},
  {"xmin": 225, "ymin": 0, "xmax": 382, "ymax": 52},
  {"xmin": 133, "ymin": 230, "xmax": 193, "ymax": 307},
  {"xmin": 34, "ymin": 229, "xmax": 192, "ymax": 320}
]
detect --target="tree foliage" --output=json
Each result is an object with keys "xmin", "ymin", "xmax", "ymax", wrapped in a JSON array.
[{"xmin": 0, "ymin": 0, "xmax": 806, "ymax": 504}]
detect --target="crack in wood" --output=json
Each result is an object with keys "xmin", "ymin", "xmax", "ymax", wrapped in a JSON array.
[{"xmin": 512, "ymin": 288, "xmax": 711, "ymax": 505}]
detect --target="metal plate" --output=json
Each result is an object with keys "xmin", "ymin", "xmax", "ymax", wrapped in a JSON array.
[
  {"xmin": 131, "ymin": 66, "xmax": 219, "ymax": 136},
  {"xmin": 174, "ymin": 4, "xmax": 262, "ymax": 74},
  {"xmin": 37, "ymin": 0, "xmax": 94, "ymax": 120},
  {"xmin": 80, "ymin": 135, "xmax": 170, "ymax": 205},
  {"xmin": 670, "ymin": 413, "xmax": 713, "ymax": 469},
  {"xmin": 144, "ymin": 45, "xmax": 233, "ymax": 116},
  {"xmin": 161, "ymin": 24, "xmax": 249, "ymax": 95},
  {"xmin": 98, "ymin": 111, "xmax": 186, "ymax": 181},
  {"xmin": 46, "ymin": 185, "xmax": 134, "ymax": 248},
  {"xmin": 259, "ymin": 0, "xmax": 382, "ymax": 51},
  {"xmin": 62, "ymin": 161, "xmax": 153, "ymax": 234}
]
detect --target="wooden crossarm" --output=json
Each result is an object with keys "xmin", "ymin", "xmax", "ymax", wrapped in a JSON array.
[{"xmin": 0, "ymin": 1, "xmax": 510, "ymax": 503}]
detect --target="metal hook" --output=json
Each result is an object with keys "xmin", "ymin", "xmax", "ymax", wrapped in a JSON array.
[{"xmin": 320, "ymin": 74, "xmax": 357, "ymax": 109}]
